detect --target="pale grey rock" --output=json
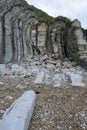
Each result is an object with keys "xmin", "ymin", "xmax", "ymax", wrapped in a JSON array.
[
  {"xmin": 37, "ymin": 23, "xmax": 47, "ymax": 54},
  {"xmin": 4, "ymin": 6, "xmax": 21, "ymax": 63},
  {"xmin": 0, "ymin": 64, "xmax": 6, "ymax": 69},
  {"xmin": 0, "ymin": 110, "xmax": 5, "ymax": 114},
  {"xmin": 74, "ymin": 26, "xmax": 87, "ymax": 61},
  {"xmin": 0, "ymin": 81, "xmax": 4, "ymax": 85},
  {"xmin": 16, "ymin": 84, "xmax": 27, "ymax": 89},
  {"xmin": 11, "ymin": 64, "xmax": 25, "ymax": 74},
  {"xmin": 0, "ymin": 0, "xmax": 87, "ymax": 69},
  {"xmin": 75, "ymin": 29, "xmax": 84, "ymax": 39},
  {"xmin": 45, "ymin": 64, "xmax": 55, "ymax": 69},
  {"xmin": 31, "ymin": 66, "xmax": 39, "ymax": 74},
  {"xmin": 12, "ymin": 64, "xmax": 24, "ymax": 70},
  {"xmin": 63, "ymin": 61, "xmax": 73, "ymax": 68},
  {"xmin": 5, "ymin": 96, "xmax": 13, "ymax": 100},
  {"xmin": 34, "ymin": 71, "xmax": 45, "ymax": 84},
  {"xmin": 56, "ymin": 60, "xmax": 62, "ymax": 68},
  {"xmin": 0, "ymin": 20, "xmax": 3, "ymax": 63},
  {"xmin": 45, "ymin": 59, "xmax": 56, "ymax": 65},
  {"xmin": 41, "ymin": 54, "xmax": 49, "ymax": 61},
  {"xmin": 53, "ymin": 74, "xmax": 67, "ymax": 87},
  {"xmin": 1, "ymin": 101, "xmax": 5, "ymax": 104},
  {"xmin": 1, "ymin": 90, "xmax": 36, "ymax": 130},
  {"xmin": 11, "ymin": 64, "xmax": 20, "ymax": 69},
  {"xmin": 85, "ymin": 99, "xmax": 87, "ymax": 103},
  {"xmin": 83, "ymin": 72, "xmax": 87, "ymax": 84},
  {"xmin": 0, "ymin": 120, "xmax": 2, "ymax": 130},
  {"xmin": 65, "ymin": 72, "xmax": 85, "ymax": 87},
  {"xmin": 54, "ymin": 82, "xmax": 61, "ymax": 87},
  {"xmin": 75, "ymin": 66, "xmax": 84, "ymax": 71},
  {"xmin": 44, "ymin": 73, "xmax": 52, "ymax": 85},
  {"xmin": 21, "ymin": 69, "xmax": 32, "ymax": 77}
]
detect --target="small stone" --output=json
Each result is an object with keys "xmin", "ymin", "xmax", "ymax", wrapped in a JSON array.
[
  {"xmin": 16, "ymin": 84, "xmax": 27, "ymax": 89},
  {"xmin": 0, "ymin": 82, "xmax": 4, "ymax": 85},
  {"xmin": 1, "ymin": 101, "xmax": 5, "ymax": 104},
  {"xmin": 69, "ymin": 126, "xmax": 72, "ymax": 129},
  {"xmin": 0, "ymin": 110, "xmax": 5, "ymax": 114},
  {"xmin": 5, "ymin": 96, "xmax": 13, "ymax": 100},
  {"xmin": 42, "ymin": 54, "xmax": 49, "ymax": 61},
  {"xmin": 46, "ymin": 64, "xmax": 55, "ymax": 69}
]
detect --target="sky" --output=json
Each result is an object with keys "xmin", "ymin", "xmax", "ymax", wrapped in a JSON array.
[{"xmin": 26, "ymin": 0, "xmax": 87, "ymax": 29}]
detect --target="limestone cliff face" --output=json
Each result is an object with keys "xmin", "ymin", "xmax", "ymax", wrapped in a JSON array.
[
  {"xmin": 66, "ymin": 19, "xmax": 87, "ymax": 68},
  {"xmin": 0, "ymin": 0, "xmax": 87, "ymax": 68}
]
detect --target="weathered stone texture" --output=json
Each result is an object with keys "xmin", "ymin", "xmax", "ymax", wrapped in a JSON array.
[
  {"xmin": 0, "ymin": 0, "xmax": 87, "ymax": 68},
  {"xmin": 65, "ymin": 19, "xmax": 87, "ymax": 68}
]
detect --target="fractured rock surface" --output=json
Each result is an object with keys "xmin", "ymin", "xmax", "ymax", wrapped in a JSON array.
[
  {"xmin": 0, "ymin": 1, "xmax": 87, "ymax": 129},
  {"xmin": 0, "ymin": 57, "xmax": 87, "ymax": 130},
  {"xmin": 1, "ymin": 90, "xmax": 36, "ymax": 130},
  {"xmin": 0, "ymin": 57, "xmax": 86, "ymax": 88},
  {"xmin": 0, "ymin": 0, "xmax": 87, "ymax": 69}
]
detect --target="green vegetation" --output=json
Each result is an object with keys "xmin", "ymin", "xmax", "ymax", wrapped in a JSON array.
[
  {"xmin": 71, "ymin": 23, "xmax": 79, "ymax": 33},
  {"xmin": 28, "ymin": 5, "xmax": 54, "ymax": 22},
  {"xmin": 55, "ymin": 16, "xmax": 72, "ymax": 28}
]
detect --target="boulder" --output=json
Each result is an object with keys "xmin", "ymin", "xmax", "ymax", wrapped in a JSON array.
[
  {"xmin": 1, "ymin": 90, "xmax": 36, "ymax": 130},
  {"xmin": 0, "ymin": 120, "xmax": 2, "ymax": 130},
  {"xmin": 34, "ymin": 71, "xmax": 45, "ymax": 84},
  {"xmin": 65, "ymin": 72, "xmax": 85, "ymax": 87},
  {"xmin": 12, "ymin": 64, "xmax": 25, "ymax": 71},
  {"xmin": 53, "ymin": 74, "xmax": 67, "ymax": 87}
]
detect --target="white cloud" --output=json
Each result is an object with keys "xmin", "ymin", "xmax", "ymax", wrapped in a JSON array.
[{"xmin": 26, "ymin": 0, "xmax": 87, "ymax": 29}]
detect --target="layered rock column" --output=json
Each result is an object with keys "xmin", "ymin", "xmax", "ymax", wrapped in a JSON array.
[{"xmin": 0, "ymin": 0, "xmax": 87, "ymax": 69}]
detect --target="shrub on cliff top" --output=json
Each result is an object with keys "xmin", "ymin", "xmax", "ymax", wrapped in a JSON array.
[
  {"xmin": 28, "ymin": 4, "xmax": 54, "ymax": 22},
  {"xmin": 55, "ymin": 16, "xmax": 72, "ymax": 28}
]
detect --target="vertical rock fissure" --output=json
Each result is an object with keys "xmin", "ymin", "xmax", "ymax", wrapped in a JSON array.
[
  {"xmin": 60, "ymin": 28, "xmax": 68, "ymax": 58},
  {"xmin": 0, "ymin": 16, "xmax": 5, "ymax": 63},
  {"xmin": 46, "ymin": 23, "xmax": 54, "ymax": 54}
]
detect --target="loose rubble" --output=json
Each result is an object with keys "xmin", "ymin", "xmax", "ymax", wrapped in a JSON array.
[
  {"xmin": 0, "ymin": 56, "xmax": 87, "ymax": 130},
  {"xmin": 0, "ymin": 57, "xmax": 86, "ymax": 88}
]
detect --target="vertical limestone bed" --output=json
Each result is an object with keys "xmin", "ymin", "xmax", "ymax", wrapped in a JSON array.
[{"xmin": 0, "ymin": 0, "xmax": 87, "ymax": 68}]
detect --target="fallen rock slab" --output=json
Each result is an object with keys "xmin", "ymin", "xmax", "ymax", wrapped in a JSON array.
[
  {"xmin": 0, "ymin": 120, "xmax": 2, "ymax": 129},
  {"xmin": 53, "ymin": 74, "xmax": 67, "ymax": 87},
  {"xmin": 1, "ymin": 90, "xmax": 36, "ymax": 130},
  {"xmin": 65, "ymin": 72, "xmax": 85, "ymax": 87},
  {"xmin": 34, "ymin": 71, "xmax": 45, "ymax": 84}
]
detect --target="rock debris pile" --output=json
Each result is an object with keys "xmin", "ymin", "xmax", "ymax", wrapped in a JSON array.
[
  {"xmin": 0, "ymin": 0, "xmax": 87, "ymax": 129},
  {"xmin": 0, "ymin": 55, "xmax": 86, "ymax": 88}
]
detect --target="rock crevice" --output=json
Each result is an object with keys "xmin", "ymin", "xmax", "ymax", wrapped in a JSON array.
[{"xmin": 0, "ymin": 0, "xmax": 87, "ymax": 68}]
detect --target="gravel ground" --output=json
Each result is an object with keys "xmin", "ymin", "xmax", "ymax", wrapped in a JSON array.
[
  {"xmin": 0, "ymin": 59, "xmax": 87, "ymax": 130},
  {"xmin": 0, "ymin": 84, "xmax": 87, "ymax": 130}
]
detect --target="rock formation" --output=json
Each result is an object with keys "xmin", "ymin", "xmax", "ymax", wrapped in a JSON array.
[{"xmin": 0, "ymin": 0, "xmax": 87, "ymax": 68}]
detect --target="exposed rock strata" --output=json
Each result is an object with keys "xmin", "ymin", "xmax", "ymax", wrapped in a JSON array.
[{"xmin": 0, "ymin": 0, "xmax": 87, "ymax": 68}]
